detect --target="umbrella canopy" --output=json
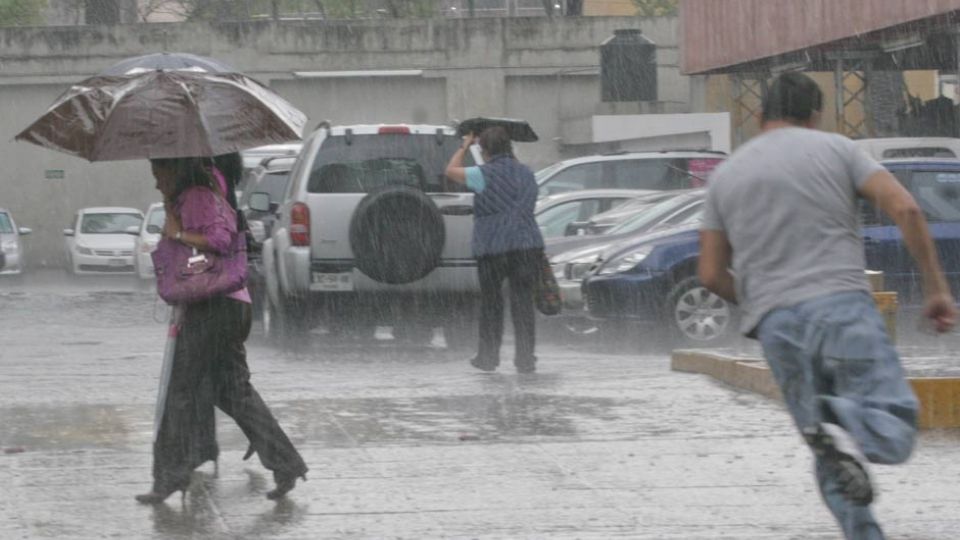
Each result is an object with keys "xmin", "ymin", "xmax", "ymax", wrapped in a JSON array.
[
  {"xmin": 16, "ymin": 70, "xmax": 307, "ymax": 162},
  {"xmin": 457, "ymin": 117, "xmax": 539, "ymax": 142},
  {"xmin": 101, "ymin": 52, "xmax": 235, "ymax": 76}
]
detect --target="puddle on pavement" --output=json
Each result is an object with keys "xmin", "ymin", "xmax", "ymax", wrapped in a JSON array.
[{"xmin": 0, "ymin": 393, "xmax": 636, "ymax": 452}]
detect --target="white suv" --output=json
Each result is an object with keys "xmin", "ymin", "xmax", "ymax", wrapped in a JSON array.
[
  {"xmin": 260, "ymin": 124, "xmax": 482, "ymax": 345},
  {"xmin": 536, "ymin": 150, "xmax": 726, "ymax": 198}
]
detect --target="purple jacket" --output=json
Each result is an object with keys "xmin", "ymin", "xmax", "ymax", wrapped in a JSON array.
[{"xmin": 153, "ymin": 186, "xmax": 250, "ymax": 303}]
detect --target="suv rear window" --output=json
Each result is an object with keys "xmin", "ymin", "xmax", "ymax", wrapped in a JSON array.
[
  {"xmin": 0, "ymin": 212, "xmax": 13, "ymax": 234},
  {"xmin": 307, "ymin": 134, "xmax": 474, "ymax": 194}
]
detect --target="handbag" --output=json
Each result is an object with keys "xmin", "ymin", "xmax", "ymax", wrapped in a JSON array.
[
  {"xmin": 152, "ymin": 191, "xmax": 248, "ymax": 304},
  {"xmin": 535, "ymin": 252, "xmax": 562, "ymax": 316}
]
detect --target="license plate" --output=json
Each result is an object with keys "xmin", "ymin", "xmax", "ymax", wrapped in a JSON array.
[
  {"xmin": 311, "ymin": 272, "xmax": 353, "ymax": 291},
  {"xmin": 108, "ymin": 258, "xmax": 126, "ymax": 267}
]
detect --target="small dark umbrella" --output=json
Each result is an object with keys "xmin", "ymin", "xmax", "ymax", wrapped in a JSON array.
[
  {"xmin": 16, "ymin": 70, "xmax": 306, "ymax": 161},
  {"xmin": 101, "ymin": 52, "xmax": 235, "ymax": 76},
  {"xmin": 457, "ymin": 117, "xmax": 539, "ymax": 142}
]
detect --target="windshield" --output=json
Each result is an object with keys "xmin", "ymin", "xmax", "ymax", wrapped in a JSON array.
[
  {"xmin": 308, "ymin": 134, "xmax": 474, "ymax": 193},
  {"xmin": 80, "ymin": 213, "xmax": 142, "ymax": 234},
  {"xmin": 534, "ymin": 161, "xmax": 565, "ymax": 183},
  {"xmin": 607, "ymin": 195, "xmax": 702, "ymax": 235},
  {"xmin": 0, "ymin": 212, "xmax": 12, "ymax": 234},
  {"xmin": 893, "ymin": 169, "xmax": 960, "ymax": 222}
]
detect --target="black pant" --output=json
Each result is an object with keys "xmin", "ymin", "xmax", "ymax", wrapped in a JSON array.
[
  {"xmin": 476, "ymin": 248, "xmax": 541, "ymax": 369},
  {"xmin": 152, "ymin": 297, "xmax": 307, "ymax": 490}
]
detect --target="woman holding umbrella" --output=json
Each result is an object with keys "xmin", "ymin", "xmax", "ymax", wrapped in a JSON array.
[
  {"xmin": 16, "ymin": 53, "xmax": 312, "ymax": 504},
  {"xmin": 136, "ymin": 157, "xmax": 308, "ymax": 504},
  {"xmin": 445, "ymin": 126, "xmax": 545, "ymax": 374}
]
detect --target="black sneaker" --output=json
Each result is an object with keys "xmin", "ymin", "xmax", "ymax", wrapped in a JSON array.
[
  {"xmin": 805, "ymin": 422, "xmax": 874, "ymax": 505},
  {"xmin": 469, "ymin": 357, "xmax": 497, "ymax": 372}
]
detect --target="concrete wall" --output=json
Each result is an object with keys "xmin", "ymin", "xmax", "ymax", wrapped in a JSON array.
[{"xmin": 0, "ymin": 16, "xmax": 687, "ymax": 269}]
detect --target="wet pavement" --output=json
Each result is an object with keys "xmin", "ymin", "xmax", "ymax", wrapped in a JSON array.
[{"xmin": 2, "ymin": 271, "xmax": 959, "ymax": 539}]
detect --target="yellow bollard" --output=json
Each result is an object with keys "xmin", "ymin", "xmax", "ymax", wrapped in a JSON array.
[{"xmin": 872, "ymin": 291, "xmax": 898, "ymax": 344}]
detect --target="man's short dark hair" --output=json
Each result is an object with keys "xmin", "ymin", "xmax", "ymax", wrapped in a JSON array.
[
  {"xmin": 478, "ymin": 126, "xmax": 513, "ymax": 158},
  {"xmin": 762, "ymin": 72, "xmax": 823, "ymax": 124}
]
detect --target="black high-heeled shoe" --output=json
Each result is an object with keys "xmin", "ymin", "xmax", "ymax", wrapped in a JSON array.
[
  {"xmin": 135, "ymin": 483, "xmax": 188, "ymax": 505},
  {"xmin": 266, "ymin": 473, "xmax": 306, "ymax": 500}
]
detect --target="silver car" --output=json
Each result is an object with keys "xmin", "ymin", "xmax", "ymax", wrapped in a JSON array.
[
  {"xmin": 63, "ymin": 207, "xmax": 143, "ymax": 275},
  {"xmin": 132, "ymin": 203, "xmax": 165, "ymax": 280},
  {"xmin": 0, "ymin": 209, "xmax": 32, "ymax": 275}
]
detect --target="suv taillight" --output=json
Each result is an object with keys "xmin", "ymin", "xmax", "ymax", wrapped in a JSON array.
[{"xmin": 290, "ymin": 203, "xmax": 310, "ymax": 247}]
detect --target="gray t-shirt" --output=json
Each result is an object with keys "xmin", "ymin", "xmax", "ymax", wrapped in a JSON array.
[{"xmin": 702, "ymin": 127, "xmax": 885, "ymax": 336}]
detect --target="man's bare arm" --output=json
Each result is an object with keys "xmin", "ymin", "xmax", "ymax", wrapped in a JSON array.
[{"xmin": 698, "ymin": 229, "xmax": 737, "ymax": 304}]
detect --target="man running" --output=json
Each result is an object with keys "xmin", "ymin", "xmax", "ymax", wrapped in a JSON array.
[{"xmin": 698, "ymin": 72, "xmax": 956, "ymax": 539}]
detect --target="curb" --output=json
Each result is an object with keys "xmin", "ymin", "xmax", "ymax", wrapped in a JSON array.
[{"xmin": 671, "ymin": 349, "xmax": 960, "ymax": 429}]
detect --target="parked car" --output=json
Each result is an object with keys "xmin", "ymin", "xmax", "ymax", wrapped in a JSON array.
[
  {"xmin": 535, "ymin": 150, "xmax": 725, "ymax": 198},
  {"xmin": 241, "ymin": 156, "xmax": 297, "ymax": 245},
  {"xmin": 241, "ymin": 156, "xmax": 297, "ymax": 319},
  {"xmin": 259, "ymin": 123, "xmax": 485, "ymax": 345},
  {"xmin": 854, "ymin": 137, "xmax": 960, "ymax": 160},
  {"xmin": 564, "ymin": 190, "xmax": 681, "ymax": 236},
  {"xmin": 862, "ymin": 159, "xmax": 960, "ymax": 304},
  {"xmin": 546, "ymin": 189, "xmax": 704, "ymax": 258},
  {"xmin": 132, "ymin": 203, "xmax": 165, "ymax": 280},
  {"xmin": 535, "ymin": 189, "xmax": 654, "ymax": 239},
  {"xmin": 63, "ymin": 207, "xmax": 143, "ymax": 274},
  {"xmin": 581, "ymin": 158, "xmax": 960, "ymax": 347},
  {"xmin": 239, "ymin": 143, "xmax": 303, "ymax": 199},
  {"xmin": 547, "ymin": 191, "xmax": 706, "ymax": 337},
  {"xmin": 0, "ymin": 209, "xmax": 32, "ymax": 275}
]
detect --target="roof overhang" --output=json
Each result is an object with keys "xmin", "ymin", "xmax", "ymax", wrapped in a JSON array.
[{"xmin": 681, "ymin": 0, "xmax": 960, "ymax": 75}]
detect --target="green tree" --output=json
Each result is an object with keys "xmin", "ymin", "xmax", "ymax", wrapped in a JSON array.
[
  {"xmin": 632, "ymin": 0, "xmax": 677, "ymax": 17},
  {"xmin": 0, "ymin": 0, "xmax": 47, "ymax": 26}
]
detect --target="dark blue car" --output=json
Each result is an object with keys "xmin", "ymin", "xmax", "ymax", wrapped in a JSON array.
[{"xmin": 582, "ymin": 158, "xmax": 960, "ymax": 345}]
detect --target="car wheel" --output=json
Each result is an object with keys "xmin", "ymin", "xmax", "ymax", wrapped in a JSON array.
[{"xmin": 666, "ymin": 276, "xmax": 735, "ymax": 346}]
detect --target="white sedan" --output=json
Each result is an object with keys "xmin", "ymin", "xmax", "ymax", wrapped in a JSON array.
[{"xmin": 63, "ymin": 207, "xmax": 144, "ymax": 274}]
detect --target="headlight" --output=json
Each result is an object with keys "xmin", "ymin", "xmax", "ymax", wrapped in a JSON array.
[
  {"xmin": 597, "ymin": 246, "xmax": 652, "ymax": 275},
  {"xmin": 77, "ymin": 246, "xmax": 94, "ymax": 255},
  {"xmin": 140, "ymin": 241, "xmax": 157, "ymax": 254},
  {"xmin": 1, "ymin": 240, "xmax": 17, "ymax": 252},
  {"xmin": 565, "ymin": 255, "xmax": 600, "ymax": 281},
  {"xmin": 550, "ymin": 262, "xmax": 565, "ymax": 278}
]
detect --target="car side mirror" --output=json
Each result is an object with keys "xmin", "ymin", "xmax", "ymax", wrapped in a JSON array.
[
  {"xmin": 63, "ymin": 229, "xmax": 75, "ymax": 237},
  {"xmin": 18, "ymin": 227, "xmax": 31, "ymax": 236},
  {"xmin": 124, "ymin": 225, "xmax": 141, "ymax": 235},
  {"xmin": 565, "ymin": 221, "xmax": 589, "ymax": 236},
  {"xmin": 270, "ymin": 202, "xmax": 280, "ymax": 213},
  {"xmin": 249, "ymin": 192, "xmax": 271, "ymax": 213},
  {"xmin": 146, "ymin": 224, "xmax": 162, "ymax": 235}
]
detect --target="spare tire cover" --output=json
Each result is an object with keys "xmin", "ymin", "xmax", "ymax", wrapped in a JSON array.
[{"xmin": 349, "ymin": 187, "xmax": 446, "ymax": 284}]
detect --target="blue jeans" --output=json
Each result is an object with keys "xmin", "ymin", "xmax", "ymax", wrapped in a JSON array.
[{"xmin": 756, "ymin": 291, "xmax": 919, "ymax": 540}]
